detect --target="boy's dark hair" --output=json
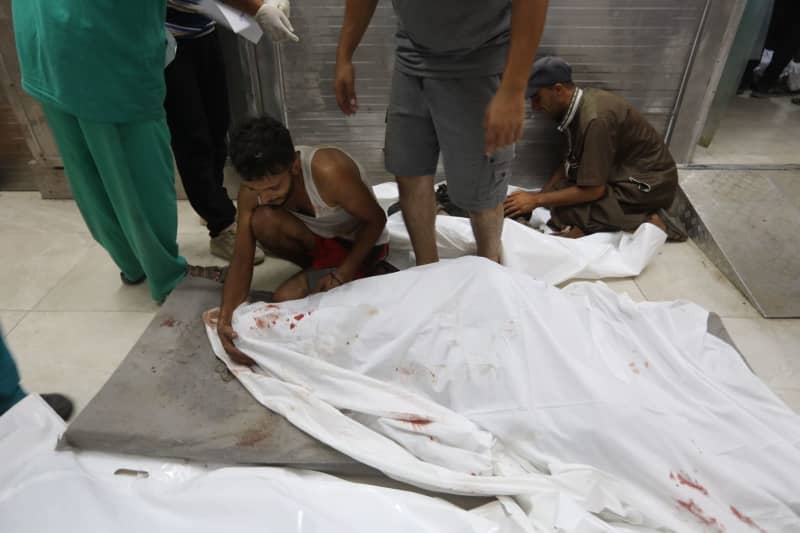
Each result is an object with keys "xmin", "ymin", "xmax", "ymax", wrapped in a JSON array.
[{"xmin": 229, "ymin": 116, "xmax": 295, "ymax": 181}]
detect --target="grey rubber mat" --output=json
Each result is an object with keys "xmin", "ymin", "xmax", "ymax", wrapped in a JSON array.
[{"xmin": 60, "ymin": 275, "xmax": 373, "ymax": 474}]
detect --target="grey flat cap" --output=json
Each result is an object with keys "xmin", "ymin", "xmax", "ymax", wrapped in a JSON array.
[{"xmin": 527, "ymin": 56, "xmax": 573, "ymax": 96}]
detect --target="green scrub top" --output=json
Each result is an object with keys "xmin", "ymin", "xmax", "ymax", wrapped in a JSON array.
[{"xmin": 12, "ymin": 1, "xmax": 168, "ymax": 123}]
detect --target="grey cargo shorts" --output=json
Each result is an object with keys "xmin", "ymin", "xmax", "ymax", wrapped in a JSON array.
[{"xmin": 384, "ymin": 69, "xmax": 514, "ymax": 212}]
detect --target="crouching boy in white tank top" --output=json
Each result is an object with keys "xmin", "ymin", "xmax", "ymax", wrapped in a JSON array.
[{"xmin": 217, "ymin": 115, "xmax": 389, "ymax": 364}]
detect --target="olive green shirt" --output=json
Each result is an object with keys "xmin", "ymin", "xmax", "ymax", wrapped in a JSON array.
[
  {"xmin": 12, "ymin": 0, "xmax": 168, "ymax": 123},
  {"xmin": 565, "ymin": 88, "xmax": 677, "ymax": 189},
  {"xmin": 550, "ymin": 88, "xmax": 679, "ymax": 232}
]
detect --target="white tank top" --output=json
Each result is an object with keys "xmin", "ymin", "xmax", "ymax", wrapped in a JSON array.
[{"xmin": 290, "ymin": 145, "xmax": 389, "ymax": 245}]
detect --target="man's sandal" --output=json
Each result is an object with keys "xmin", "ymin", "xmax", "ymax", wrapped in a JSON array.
[{"xmin": 187, "ymin": 265, "xmax": 228, "ymax": 283}]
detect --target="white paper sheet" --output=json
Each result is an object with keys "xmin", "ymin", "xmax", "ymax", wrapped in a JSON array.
[{"xmin": 197, "ymin": 0, "xmax": 263, "ymax": 43}]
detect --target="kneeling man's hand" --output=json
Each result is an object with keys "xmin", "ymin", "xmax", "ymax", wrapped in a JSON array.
[{"xmin": 504, "ymin": 191, "xmax": 540, "ymax": 218}]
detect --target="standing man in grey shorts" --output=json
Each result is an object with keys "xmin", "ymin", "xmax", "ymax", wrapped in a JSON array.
[{"xmin": 334, "ymin": 0, "xmax": 549, "ymax": 264}]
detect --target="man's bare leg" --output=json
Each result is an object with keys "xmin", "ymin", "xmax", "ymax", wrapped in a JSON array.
[
  {"xmin": 468, "ymin": 202, "xmax": 504, "ymax": 263},
  {"xmin": 648, "ymin": 210, "xmax": 688, "ymax": 242},
  {"xmin": 397, "ymin": 175, "xmax": 439, "ymax": 265},
  {"xmin": 647, "ymin": 213, "xmax": 668, "ymax": 234},
  {"xmin": 273, "ymin": 271, "xmax": 311, "ymax": 302},
  {"xmin": 251, "ymin": 207, "xmax": 316, "ymax": 266}
]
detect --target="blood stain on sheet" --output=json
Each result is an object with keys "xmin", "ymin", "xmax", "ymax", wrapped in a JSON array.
[
  {"xmin": 294, "ymin": 313, "xmax": 305, "ymax": 321},
  {"xmin": 730, "ymin": 506, "xmax": 766, "ymax": 533},
  {"xmin": 290, "ymin": 323, "xmax": 296, "ymax": 330},
  {"xmin": 160, "ymin": 318, "xmax": 178, "ymax": 328},
  {"xmin": 644, "ymin": 361, "xmax": 651, "ymax": 368},
  {"xmin": 254, "ymin": 317, "xmax": 267, "ymax": 329},
  {"xmin": 672, "ymin": 471, "xmax": 709, "ymax": 495},
  {"xmin": 267, "ymin": 304, "xmax": 280, "ymax": 309},
  {"xmin": 395, "ymin": 415, "xmax": 432, "ymax": 429},
  {"xmin": 677, "ymin": 500, "xmax": 723, "ymax": 532},
  {"xmin": 629, "ymin": 362, "xmax": 640, "ymax": 374}
]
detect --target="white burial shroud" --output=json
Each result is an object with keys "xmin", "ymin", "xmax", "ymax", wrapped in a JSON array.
[
  {"xmin": 373, "ymin": 182, "xmax": 667, "ymax": 284},
  {"xmin": 205, "ymin": 257, "xmax": 800, "ymax": 532}
]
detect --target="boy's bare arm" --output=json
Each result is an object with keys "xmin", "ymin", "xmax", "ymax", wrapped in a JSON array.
[{"xmin": 314, "ymin": 150, "xmax": 386, "ymax": 283}]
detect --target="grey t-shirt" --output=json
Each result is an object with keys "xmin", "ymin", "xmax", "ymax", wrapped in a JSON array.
[{"xmin": 392, "ymin": 0, "xmax": 511, "ymax": 78}]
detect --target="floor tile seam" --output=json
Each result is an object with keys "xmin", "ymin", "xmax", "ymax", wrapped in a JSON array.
[
  {"xmin": 28, "ymin": 244, "xmax": 102, "ymax": 312},
  {"xmin": 0, "ymin": 310, "xmax": 30, "ymax": 335}
]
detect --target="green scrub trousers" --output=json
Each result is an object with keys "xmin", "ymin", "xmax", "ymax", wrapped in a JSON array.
[
  {"xmin": 43, "ymin": 105, "xmax": 187, "ymax": 302},
  {"xmin": 13, "ymin": 0, "xmax": 186, "ymax": 302}
]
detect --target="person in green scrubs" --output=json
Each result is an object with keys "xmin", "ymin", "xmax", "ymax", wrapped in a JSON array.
[{"xmin": 12, "ymin": 1, "xmax": 190, "ymax": 302}]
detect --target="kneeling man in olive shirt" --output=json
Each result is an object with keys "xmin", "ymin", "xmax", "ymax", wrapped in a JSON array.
[{"xmin": 504, "ymin": 57, "xmax": 686, "ymax": 241}]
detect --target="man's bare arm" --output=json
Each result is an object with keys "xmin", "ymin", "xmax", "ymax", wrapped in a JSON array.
[
  {"xmin": 542, "ymin": 163, "xmax": 566, "ymax": 193},
  {"xmin": 501, "ymin": 0, "xmax": 549, "ymax": 95},
  {"xmin": 217, "ymin": 189, "xmax": 259, "ymax": 364},
  {"xmin": 484, "ymin": 0, "xmax": 549, "ymax": 153},
  {"xmin": 219, "ymin": 190, "xmax": 257, "ymax": 324},
  {"xmin": 536, "ymin": 184, "xmax": 605, "ymax": 208},
  {"xmin": 334, "ymin": 0, "xmax": 379, "ymax": 115},
  {"xmin": 504, "ymin": 182, "xmax": 605, "ymax": 218}
]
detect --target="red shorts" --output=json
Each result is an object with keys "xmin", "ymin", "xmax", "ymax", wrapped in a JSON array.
[{"xmin": 310, "ymin": 236, "xmax": 389, "ymax": 279}]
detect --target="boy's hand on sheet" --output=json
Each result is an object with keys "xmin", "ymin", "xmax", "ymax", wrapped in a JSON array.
[{"xmin": 218, "ymin": 322, "xmax": 256, "ymax": 366}]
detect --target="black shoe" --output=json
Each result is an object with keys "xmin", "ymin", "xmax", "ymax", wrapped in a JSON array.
[
  {"xmin": 41, "ymin": 393, "xmax": 74, "ymax": 421},
  {"xmin": 120, "ymin": 272, "xmax": 146, "ymax": 285},
  {"xmin": 435, "ymin": 184, "xmax": 469, "ymax": 218},
  {"xmin": 751, "ymin": 83, "xmax": 791, "ymax": 99}
]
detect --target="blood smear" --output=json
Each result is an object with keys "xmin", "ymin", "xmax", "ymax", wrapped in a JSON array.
[{"xmin": 730, "ymin": 506, "xmax": 766, "ymax": 533}]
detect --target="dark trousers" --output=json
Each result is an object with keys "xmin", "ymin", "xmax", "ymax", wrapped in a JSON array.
[
  {"xmin": 757, "ymin": 0, "xmax": 800, "ymax": 90},
  {"xmin": 165, "ymin": 30, "xmax": 236, "ymax": 237}
]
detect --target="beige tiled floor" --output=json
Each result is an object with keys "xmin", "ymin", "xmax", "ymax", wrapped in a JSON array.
[
  {"xmin": 0, "ymin": 192, "xmax": 798, "ymax": 417},
  {"xmin": 693, "ymin": 94, "xmax": 800, "ymax": 165}
]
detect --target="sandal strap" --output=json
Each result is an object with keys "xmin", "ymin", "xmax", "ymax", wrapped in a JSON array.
[{"xmin": 187, "ymin": 265, "xmax": 228, "ymax": 283}]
